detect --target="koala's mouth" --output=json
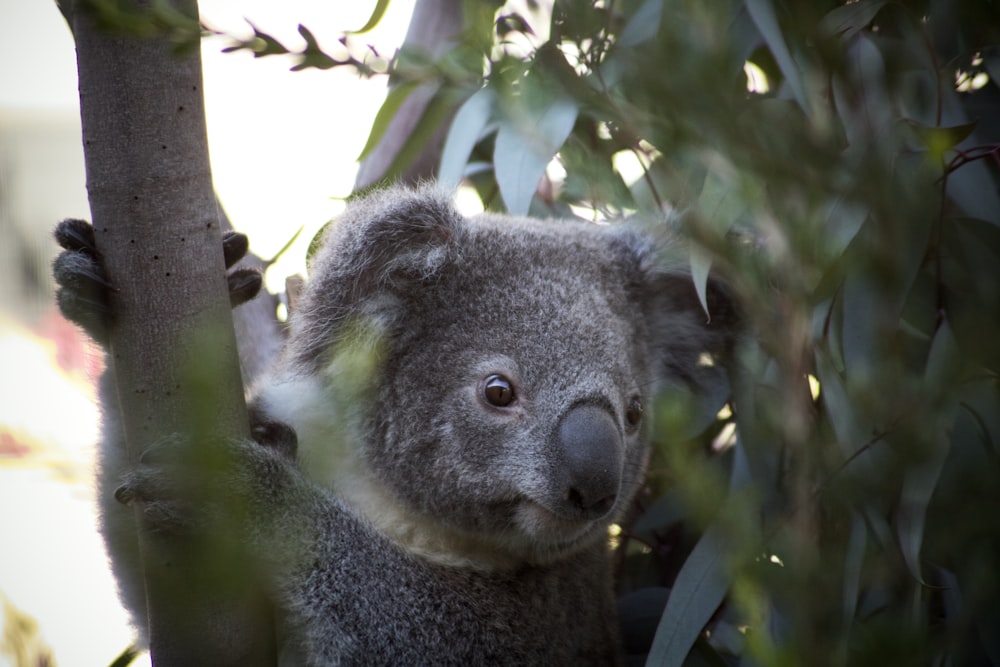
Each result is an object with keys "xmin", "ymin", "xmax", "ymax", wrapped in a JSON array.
[{"xmin": 513, "ymin": 498, "xmax": 609, "ymax": 548}]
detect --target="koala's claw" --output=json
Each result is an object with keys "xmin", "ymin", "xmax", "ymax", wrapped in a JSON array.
[
  {"xmin": 222, "ymin": 230, "xmax": 250, "ymax": 269},
  {"xmin": 114, "ymin": 484, "xmax": 136, "ymax": 506},
  {"xmin": 55, "ymin": 217, "xmax": 99, "ymax": 254},
  {"xmin": 222, "ymin": 231, "xmax": 263, "ymax": 306},
  {"xmin": 251, "ymin": 419, "xmax": 298, "ymax": 459},
  {"xmin": 227, "ymin": 268, "xmax": 263, "ymax": 308}
]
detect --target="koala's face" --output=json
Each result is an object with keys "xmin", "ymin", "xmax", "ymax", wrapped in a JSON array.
[
  {"xmin": 365, "ymin": 217, "xmax": 653, "ymax": 564},
  {"xmin": 270, "ymin": 188, "xmax": 733, "ymax": 568}
]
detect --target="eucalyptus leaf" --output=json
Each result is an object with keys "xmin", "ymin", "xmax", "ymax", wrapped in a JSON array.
[
  {"xmin": 690, "ymin": 247, "xmax": 713, "ymax": 321},
  {"xmin": 841, "ymin": 515, "xmax": 867, "ymax": 627},
  {"xmin": 646, "ymin": 524, "xmax": 729, "ymax": 667},
  {"xmin": 832, "ymin": 33, "xmax": 891, "ymax": 147},
  {"xmin": 438, "ymin": 88, "xmax": 497, "ymax": 189},
  {"xmin": 820, "ymin": 195, "xmax": 868, "ymax": 261},
  {"xmin": 494, "ymin": 96, "xmax": 578, "ymax": 215},
  {"xmin": 349, "ymin": 0, "xmax": 391, "ymax": 34},
  {"xmin": 618, "ymin": 0, "xmax": 663, "ymax": 48},
  {"xmin": 896, "ymin": 321, "xmax": 959, "ymax": 583},
  {"xmin": 819, "ymin": 0, "xmax": 888, "ymax": 40},
  {"xmin": 356, "ymin": 82, "xmax": 423, "ymax": 162},
  {"xmin": 745, "ymin": 0, "xmax": 809, "ymax": 113},
  {"xmin": 947, "ymin": 158, "xmax": 1000, "ymax": 227}
]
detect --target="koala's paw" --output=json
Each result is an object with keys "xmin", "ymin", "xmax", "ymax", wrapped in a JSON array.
[
  {"xmin": 53, "ymin": 218, "xmax": 114, "ymax": 344},
  {"xmin": 113, "ymin": 434, "xmax": 202, "ymax": 534},
  {"xmin": 220, "ymin": 231, "xmax": 264, "ymax": 308},
  {"xmin": 114, "ymin": 424, "xmax": 296, "ymax": 535},
  {"xmin": 52, "ymin": 219, "xmax": 264, "ymax": 344},
  {"xmin": 249, "ymin": 407, "xmax": 298, "ymax": 460}
]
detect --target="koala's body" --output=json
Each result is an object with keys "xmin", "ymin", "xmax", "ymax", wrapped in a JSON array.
[{"xmin": 54, "ymin": 187, "xmax": 733, "ymax": 665}]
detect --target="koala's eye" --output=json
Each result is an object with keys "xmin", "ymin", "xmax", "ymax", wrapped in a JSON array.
[
  {"xmin": 625, "ymin": 397, "xmax": 643, "ymax": 430},
  {"xmin": 483, "ymin": 374, "xmax": 516, "ymax": 407}
]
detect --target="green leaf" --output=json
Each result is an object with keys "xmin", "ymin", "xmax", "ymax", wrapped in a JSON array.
[
  {"xmin": 896, "ymin": 321, "xmax": 959, "ymax": 583},
  {"xmin": 840, "ymin": 199, "xmax": 931, "ymax": 375},
  {"xmin": 646, "ymin": 524, "xmax": 729, "ymax": 667},
  {"xmin": 632, "ymin": 492, "xmax": 687, "ymax": 535},
  {"xmin": 494, "ymin": 96, "xmax": 578, "ymax": 215},
  {"xmin": 947, "ymin": 158, "xmax": 1000, "ymax": 227},
  {"xmin": 819, "ymin": 0, "xmax": 888, "ymax": 40},
  {"xmin": 292, "ymin": 24, "xmax": 337, "ymax": 71},
  {"xmin": 349, "ymin": 0, "xmax": 391, "ymax": 34},
  {"xmin": 815, "ymin": 348, "xmax": 865, "ymax": 455},
  {"xmin": 364, "ymin": 86, "xmax": 460, "ymax": 187},
  {"xmin": 842, "ymin": 515, "xmax": 867, "ymax": 626},
  {"xmin": 690, "ymin": 247, "xmax": 713, "ymax": 321},
  {"xmin": 820, "ymin": 194, "xmax": 868, "ymax": 261},
  {"xmin": 618, "ymin": 0, "xmax": 663, "ymax": 47},
  {"xmin": 745, "ymin": 0, "xmax": 809, "ymax": 113},
  {"xmin": 356, "ymin": 82, "xmax": 424, "ymax": 162},
  {"xmin": 833, "ymin": 33, "xmax": 891, "ymax": 147},
  {"xmin": 914, "ymin": 121, "xmax": 977, "ymax": 159},
  {"xmin": 438, "ymin": 88, "xmax": 496, "ymax": 189},
  {"xmin": 239, "ymin": 20, "xmax": 290, "ymax": 57}
]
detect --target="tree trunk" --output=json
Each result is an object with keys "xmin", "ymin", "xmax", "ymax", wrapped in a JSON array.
[{"xmin": 70, "ymin": 1, "xmax": 274, "ymax": 663}]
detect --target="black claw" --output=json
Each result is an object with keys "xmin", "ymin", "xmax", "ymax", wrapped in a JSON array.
[
  {"xmin": 52, "ymin": 248, "xmax": 115, "ymax": 291},
  {"xmin": 115, "ymin": 485, "xmax": 135, "ymax": 506},
  {"xmin": 227, "ymin": 268, "xmax": 263, "ymax": 307},
  {"xmin": 249, "ymin": 408, "xmax": 298, "ymax": 459},
  {"xmin": 55, "ymin": 218, "xmax": 98, "ymax": 254},
  {"xmin": 222, "ymin": 231, "xmax": 250, "ymax": 269}
]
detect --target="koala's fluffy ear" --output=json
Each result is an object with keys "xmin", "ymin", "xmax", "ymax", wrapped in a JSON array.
[
  {"xmin": 624, "ymin": 235, "xmax": 741, "ymax": 434},
  {"xmin": 291, "ymin": 186, "xmax": 463, "ymax": 369}
]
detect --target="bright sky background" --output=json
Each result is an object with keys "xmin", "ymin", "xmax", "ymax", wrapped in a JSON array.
[
  {"xmin": 0, "ymin": 0, "xmax": 416, "ymax": 289},
  {"xmin": 0, "ymin": 1, "xmax": 414, "ymax": 663}
]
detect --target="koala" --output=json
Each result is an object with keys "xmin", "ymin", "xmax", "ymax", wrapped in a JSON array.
[{"xmin": 53, "ymin": 186, "xmax": 735, "ymax": 665}]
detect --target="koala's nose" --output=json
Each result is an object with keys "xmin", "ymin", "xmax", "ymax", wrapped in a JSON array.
[{"xmin": 555, "ymin": 404, "xmax": 623, "ymax": 519}]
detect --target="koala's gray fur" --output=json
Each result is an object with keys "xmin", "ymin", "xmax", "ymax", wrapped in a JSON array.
[{"xmin": 55, "ymin": 186, "xmax": 735, "ymax": 665}]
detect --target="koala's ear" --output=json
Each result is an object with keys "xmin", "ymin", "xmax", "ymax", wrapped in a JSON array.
[
  {"xmin": 314, "ymin": 186, "xmax": 462, "ymax": 300},
  {"xmin": 640, "ymin": 262, "xmax": 741, "ymax": 434},
  {"xmin": 291, "ymin": 186, "xmax": 463, "ymax": 368}
]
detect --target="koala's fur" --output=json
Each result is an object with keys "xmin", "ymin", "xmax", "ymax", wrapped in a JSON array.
[{"xmin": 54, "ymin": 186, "xmax": 734, "ymax": 665}]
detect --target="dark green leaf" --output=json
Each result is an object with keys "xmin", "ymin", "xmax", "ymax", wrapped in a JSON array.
[
  {"xmin": 646, "ymin": 524, "xmax": 729, "ymax": 667},
  {"xmin": 745, "ymin": 0, "xmax": 808, "ymax": 112},
  {"xmin": 833, "ymin": 33, "xmax": 891, "ymax": 147},
  {"xmin": 820, "ymin": 194, "xmax": 868, "ymax": 262},
  {"xmin": 618, "ymin": 0, "xmax": 662, "ymax": 48},
  {"xmin": 690, "ymin": 247, "xmax": 713, "ymax": 321},
  {"xmin": 356, "ymin": 82, "xmax": 424, "ymax": 162},
  {"xmin": 349, "ymin": 0, "xmax": 391, "ymax": 34},
  {"xmin": 916, "ymin": 121, "xmax": 977, "ymax": 158},
  {"xmin": 819, "ymin": 0, "xmax": 888, "ymax": 40},
  {"xmin": 897, "ymin": 321, "xmax": 959, "ymax": 583}
]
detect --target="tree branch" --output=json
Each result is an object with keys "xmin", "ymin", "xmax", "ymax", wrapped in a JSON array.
[{"xmin": 70, "ymin": 1, "xmax": 274, "ymax": 663}]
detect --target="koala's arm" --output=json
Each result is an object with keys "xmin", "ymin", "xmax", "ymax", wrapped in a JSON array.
[{"xmin": 51, "ymin": 218, "xmax": 266, "ymax": 641}]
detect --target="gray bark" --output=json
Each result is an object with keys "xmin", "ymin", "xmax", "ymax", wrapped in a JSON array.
[{"xmin": 70, "ymin": 1, "xmax": 274, "ymax": 663}]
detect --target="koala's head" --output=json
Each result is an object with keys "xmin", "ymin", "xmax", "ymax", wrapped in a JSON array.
[{"xmin": 256, "ymin": 187, "xmax": 735, "ymax": 569}]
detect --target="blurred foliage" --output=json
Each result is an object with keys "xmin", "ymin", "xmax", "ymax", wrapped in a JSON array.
[{"xmin": 361, "ymin": 0, "xmax": 1000, "ymax": 665}]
